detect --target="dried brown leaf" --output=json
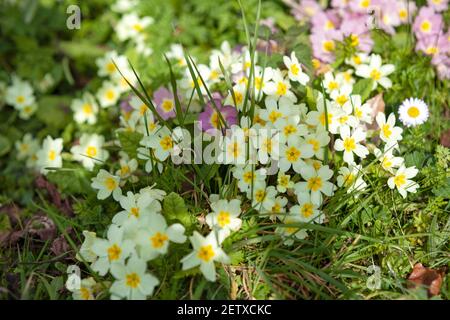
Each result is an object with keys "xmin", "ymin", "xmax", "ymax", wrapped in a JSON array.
[{"xmin": 407, "ymin": 263, "xmax": 445, "ymax": 297}]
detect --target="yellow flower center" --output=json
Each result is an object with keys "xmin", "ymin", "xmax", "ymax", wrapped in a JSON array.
[
  {"xmin": 344, "ymin": 173, "xmax": 354, "ymax": 187},
  {"xmin": 382, "ymin": 124, "xmax": 392, "ymax": 138},
  {"xmin": 82, "ymin": 104, "xmax": 93, "ymax": 114},
  {"xmin": 323, "ymin": 40, "xmax": 335, "ymax": 52},
  {"xmin": 80, "ymin": 287, "xmax": 92, "ymax": 300},
  {"xmin": 301, "ymin": 203, "xmax": 314, "ymax": 218},
  {"xmin": 420, "ymin": 20, "xmax": 431, "ymax": 33},
  {"xmin": 352, "ymin": 55, "xmax": 362, "ymax": 65},
  {"xmin": 279, "ymin": 175, "xmax": 289, "ymax": 187},
  {"xmin": 150, "ymin": 232, "xmax": 168, "ymax": 248},
  {"xmin": 197, "ymin": 245, "xmax": 215, "ymax": 262},
  {"xmin": 325, "ymin": 20, "xmax": 335, "ymax": 30},
  {"xmin": 343, "ymin": 137, "xmax": 356, "ymax": 152},
  {"xmin": 255, "ymin": 77, "xmax": 263, "ymax": 90},
  {"xmin": 283, "ymin": 124, "xmax": 297, "ymax": 136},
  {"xmin": 130, "ymin": 207, "xmax": 140, "ymax": 217},
  {"xmin": 407, "ymin": 106, "xmax": 420, "ymax": 118},
  {"xmin": 125, "ymin": 273, "xmax": 141, "ymax": 288},
  {"xmin": 320, "ymin": 112, "xmax": 333, "ymax": 126},
  {"xmin": 48, "ymin": 150, "xmax": 56, "ymax": 161},
  {"xmin": 355, "ymin": 107, "xmax": 363, "ymax": 119},
  {"xmin": 399, "ymin": 9, "xmax": 407, "ymax": 20},
  {"xmin": 234, "ymin": 91, "xmax": 243, "ymax": 105},
  {"xmin": 328, "ymin": 81, "xmax": 339, "ymax": 90},
  {"xmin": 307, "ymin": 177, "xmax": 323, "ymax": 192},
  {"xmin": 16, "ymin": 95, "xmax": 25, "ymax": 104},
  {"xmin": 161, "ymin": 99, "xmax": 174, "ymax": 112},
  {"xmin": 394, "ymin": 174, "xmax": 406, "ymax": 187},
  {"xmin": 268, "ymin": 110, "xmax": 282, "ymax": 123},
  {"xmin": 312, "ymin": 59, "xmax": 321, "ymax": 69},
  {"xmin": 104, "ymin": 177, "xmax": 117, "ymax": 191},
  {"xmin": 370, "ymin": 69, "xmax": 381, "ymax": 81},
  {"xmin": 228, "ymin": 142, "xmax": 240, "ymax": 158},
  {"xmin": 159, "ymin": 135, "xmax": 173, "ymax": 151},
  {"xmin": 255, "ymin": 189, "xmax": 266, "ymax": 202},
  {"xmin": 360, "ymin": 0, "xmax": 370, "ymax": 8},
  {"xmin": 425, "ymin": 46, "xmax": 439, "ymax": 55},
  {"xmin": 107, "ymin": 244, "xmax": 122, "ymax": 261},
  {"xmin": 105, "ymin": 89, "xmax": 116, "ymax": 101},
  {"xmin": 336, "ymin": 95, "xmax": 348, "ymax": 106},
  {"xmin": 350, "ymin": 34, "xmax": 359, "ymax": 47},
  {"xmin": 20, "ymin": 143, "xmax": 29, "ymax": 152},
  {"xmin": 243, "ymin": 171, "xmax": 254, "ymax": 184},
  {"xmin": 120, "ymin": 165, "xmax": 130, "ymax": 175},
  {"xmin": 276, "ymin": 82, "xmax": 287, "ymax": 96},
  {"xmin": 382, "ymin": 156, "xmax": 392, "ymax": 169},
  {"xmin": 286, "ymin": 146, "xmax": 300, "ymax": 162},
  {"xmin": 132, "ymin": 24, "xmax": 143, "ymax": 32},
  {"xmin": 308, "ymin": 139, "xmax": 320, "ymax": 152},
  {"xmin": 290, "ymin": 64, "xmax": 300, "ymax": 76},
  {"xmin": 210, "ymin": 112, "xmax": 220, "ymax": 129},
  {"xmin": 86, "ymin": 146, "xmax": 97, "ymax": 157},
  {"xmin": 139, "ymin": 104, "xmax": 147, "ymax": 115},
  {"xmin": 217, "ymin": 211, "xmax": 231, "ymax": 227}
]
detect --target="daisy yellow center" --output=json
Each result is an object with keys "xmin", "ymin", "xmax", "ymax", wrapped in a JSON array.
[
  {"xmin": 48, "ymin": 150, "xmax": 56, "ymax": 161},
  {"xmin": 104, "ymin": 177, "xmax": 117, "ymax": 191},
  {"xmin": 290, "ymin": 64, "xmax": 300, "ymax": 76},
  {"xmin": 125, "ymin": 273, "xmax": 141, "ymax": 288},
  {"xmin": 328, "ymin": 81, "xmax": 338, "ymax": 90},
  {"xmin": 80, "ymin": 287, "xmax": 91, "ymax": 300},
  {"xmin": 394, "ymin": 174, "xmax": 406, "ymax": 187},
  {"xmin": 370, "ymin": 69, "xmax": 381, "ymax": 81},
  {"xmin": 16, "ymin": 95, "xmax": 25, "ymax": 104},
  {"xmin": 150, "ymin": 232, "xmax": 168, "ymax": 248},
  {"xmin": 343, "ymin": 137, "xmax": 356, "ymax": 152},
  {"xmin": 255, "ymin": 189, "xmax": 266, "ymax": 202},
  {"xmin": 323, "ymin": 40, "xmax": 335, "ymax": 52},
  {"xmin": 82, "ymin": 104, "xmax": 93, "ymax": 114},
  {"xmin": 160, "ymin": 136, "xmax": 173, "ymax": 151},
  {"xmin": 407, "ymin": 106, "xmax": 420, "ymax": 118},
  {"xmin": 86, "ymin": 146, "xmax": 97, "ymax": 157},
  {"xmin": 161, "ymin": 99, "xmax": 174, "ymax": 112},
  {"xmin": 301, "ymin": 203, "xmax": 314, "ymax": 218},
  {"xmin": 217, "ymin": 211, "xmax": 231, "ymax": 227},
  {"xmin": 276, "ymin": 82, "xmax": 287, "ymax": 96},
  {"xmin": 420, "ymin": 20, "xmax": 431, "ymax": 33},
  {"xmin": 286, "ymin": 146, "xmax": 300, "ymax": 162},
  {"xmin": 307, "ymin": 177, "xmax": 323, "ymax": 192},
  {"xmin": 283, "ymin": 124, "xmax": 297, "ymax": 136},
  {"xmin": 107, "ymin": 244, "xmax": 122, "ymax": 261},
  {"xmin": 243, "ymin": 171, "xmax": 254, "ymax": 184},
  {"xmin": 210, "ymin": 70, "xmax": 219, "ymax": 80},
  {"xmin": 308, "ymin": 139, "xmax": 320, "ymax": 152},
  {"xmin": 352, "ymin": 56, "xmax": 362, "ymax": 66},
  {"xmin": 381, "ymin": 124, "xmax": 392, "ymax": 138},
  {"xmin": 130, "ymin": 207, "xmax": 140, "ymax": 217},
  {"xmin": 197, "ymin": 245, "xmax": 215, "ymax": 262},
  {"xmin": 269, "ymin": 110, "xmax": 282, "ymax": 123}
]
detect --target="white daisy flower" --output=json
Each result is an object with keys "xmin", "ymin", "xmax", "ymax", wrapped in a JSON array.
[
  {"xmin": 351, "ymin": 95, "xmax": 372, "ymax": 124},
  {"xmin": 110, "ymin": 256, "xmax": 159, "ymax": 300},
  {"xmin": 375, "ymin": 112, "xmax": 403, "ymax": 143},
  {"xmin": 91, "ymin": 224, "xmax": 134, "ymax": 276},
  {"xmin": 205, "ymin": 199, "xmax": 242, "ymax": 243},
  {"xmin": 398, "ymin": 97, "xmax": 429, "ymax": 127},
  {"xmin": 136, "ymin": 212, "xmax": 186, "ymax": 261},
  {"xmin": 91, "ymin": 169, "xmax": 122, "ymax": 201},
  {"xmin": 283, "ymin": 52, "xmax": 310, "ymax": 85},
  {"xmin": 36, "ymin": 136, "xmax": 63, "ymax": 174},
  {"xmin": 71, "ymin": 134, "xmax": 109, "ymax": 170},
  {"xmin": 334, "ymin": 126, "xmax": 369, "ymax": 164},
  {"xmin": 181, "ymin": 231, "xmax": 230, "ymax": 282},
  {"xmin": 387, "ymin": 165, "xmax": 419, "ymax": 198}
]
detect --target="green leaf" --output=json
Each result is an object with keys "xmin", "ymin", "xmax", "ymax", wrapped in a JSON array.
[
  {"xmin": 0, "ymin": 134, "xmax": 11, "ymax": 157},
  {"xmin": 404, "ymin": 151, "xmax": 426, "ymax": 169},
  {"xmin": 117, "ymin": 131, "xmax": 143, "ymax": 159},
  {"xmin": 36, "ymin": 95, "xmax": 72, "ymax": 129},
  {"xmin": 352, "ymin": 78, "xmax": 374, "ymax": 101},
  {"xmin": 163, "ymin": 192, "xmax": 192, "ymax": 227}
]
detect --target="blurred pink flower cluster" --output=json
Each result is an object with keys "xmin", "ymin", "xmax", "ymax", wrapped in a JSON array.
[{"xmin": 284, "ymin": 0, "xmax": 449, "ymax": 79}]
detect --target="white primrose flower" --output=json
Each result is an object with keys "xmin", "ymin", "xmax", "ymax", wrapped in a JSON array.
[
  {"xmin": 336, "ymin": 70, "xmax": 355, "ymax": 88},
  {"xmin": 110, "ymin": 256, "xmax": 159, "ymax": 300},
  {"xmin": 5, "ymin": 76, "xmax": 35, "ymax": 110},
  {"xmin": 18, "ymin": 103, "xmax": 37, "ymax": 120},
  {"xmin": 205, "ymin": 199, "xmax": 242, "ymax": 243},
  {"xmin": 136, "ymin": 212, "xmax": 186, "ymax": 261},
  {"xmin": 283, "ymin": 52, "xmax": 310, "ymax": 85},
  {"xmin": 387, "ymin": 165, "xmax": 419, "ymax": 198},
  {"xmin": 398, "ymin": 97, "xmax": 429, "ymax": 127},
  {"xmin": 263, "ymin": 69, "xmax": 297, "ymax": 102},
  {"xmin": 322, "ymin": 71, "xmax": 341, "ymax": 94},
  {"xmin": 373, "ymin": 147, "xmax": 404, "ymax": 173},
  {"xmin": 218, "ymin": 126, "xmax": 249, "ymax": 165},
  {"xmin": 76, "ymin": 231, "xmax": 98, "ymax": 263},
  {"xmin": 252, "ymin": 66, "xmax": 274, "ymax": 100},
  {"xmin": 275, "ymin": 216, "xmax": 308, "ymax": 245},
  {"xmin": 276, "ymin": 172, "xmax": 294, "ymax": 193},
  {"xmin": 116, "ymin": 13, "xmax": 154, "ymax": 42},
  {"xmin": 96, "ymin": 81, "xmax": 121, "ymax": 108},
  {"xmin": 232, "ymin": 164, "xmax": 266, "ymax": 193},
  {"xmin": 140, "ymin": 126, "xmax": 175, "ymax": 161},
  {"xmin": 260, "ymin": 96, "xmax": 299, "ymax": 125},
  {"xmin": 266, "ymin": 196, "xmax": 288, "ymax": 221},
  {"xmin": 305, "ymin": 130, "xmax": 330, "ymax": 160},
  {"xmin": 334, "ymin": 126, "xmax": 369, "ymax": 164},
  {"xmin": 91, "ymin": 224, "xmax": 134, "ymax": 276},
  {"xmin": 15, "ymin": 133, "xmax": 39, "ymax": 162},
  {"xmin": 181, "ymin": 231, "xmax": 230, "ymax": 282},
  {"xmin": 279, "ymin": 138, "xmax": 314, "ymax": 173},
  {"xmin": 336, "ymin": 164, "xmax": 368, "ymax": 194},
  {"xmin": 71, "ymin": 134, "xmax": 109, "ymax": 170},
  {"xmin": 36, "ymin": 136, "xmax": 63, "ymax": 174},
  {"xmin": 351, "ymin": 95, "xmax": 372, "ymax": 124},
  {"xmin": 137, "ymin": 146, "xmax": 163, "ymax": 174},
  {"xmin": 96, "ymin": 51, "xmax": 128, "ymax": 79},
  {"xmin": 274, "ymin": 117, "xmax": 308, "ymax": 145},
  {"xmin": 72, "ymin": 277, "xmax": 97, "ymax": 301},
  {"xmin": 224, "ymin": 83, "xmax": 247, "ymax": 110},
  {"xmin": 91, "ymin": 169, "xmax": 122, "ymax": 201},
  {"xmin": 330, "ymin": 84, "xmax": 353, "ymax": 113},
  {"xmin": 71, "ymin": 92, "xmax": 99, "ymax": 125},
  {"xmin": 290, "ymin": 202, "xmax": 324, "ymax": 224},
  {"xmin": 251, "ymin": 183, "xmax": 277, "ymax": 211},
  {"xmin": 112, "ymin": 191, "xmax": 161, "ymax": 229},
  {"xmin": 166, "ymin": 44, "xmax": 187, "ymax": 67},
  {"xmin": 375, "ymin": 112, "xmax": 403, "ymax": 143},
  {"xmin": 355, "ymin": 54, "xmax": 395, "ymax": 89},
  {"xmin": 306, "ymin": 94, "xmax": 345, "ymax": 134},
  {"xmin": 345, "ymin": 52, "xmax": 369, "ymax": 69},
  {"xmin": 294, "ymin": 164, "xmax": 335, "ymax": 206}
]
